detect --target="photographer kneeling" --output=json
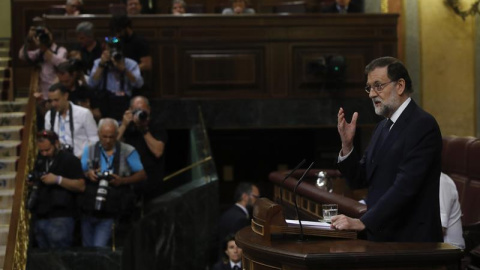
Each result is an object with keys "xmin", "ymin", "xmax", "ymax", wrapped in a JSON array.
[
  {"xmin": 80, "ymin": 118, "xmax": 146, "ymax": 247},
  {"xmin": 29, "ymin": 130, "xmax": 85, "ymax": 248}
]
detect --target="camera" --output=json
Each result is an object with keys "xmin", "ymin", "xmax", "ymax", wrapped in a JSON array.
[
  {"xmin": 26, "ymin": 170, "xmax": 46, "ymax": 210},
  {"xmin": 60, "ymin": 144, "xmax": 74, "ymax": 154},
  {"xmin": 35, "ymin": 26, "xmax": 51, "ymax": 46},
  {"xmin": 132, "ymin": 109, "xmax": 148, "ymax": 121},
  {"xmin": 94, "ymin": 171, "xmax": 114, "ymax": 211},
  {"xmin": 104, "ymin": 36, "xmax": 123, "ymax": 66}
]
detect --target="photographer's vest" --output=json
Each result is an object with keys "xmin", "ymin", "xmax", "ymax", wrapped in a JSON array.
[{"xmin": 82, "ymin": 141, "xmax": 135, "ymax": 216}]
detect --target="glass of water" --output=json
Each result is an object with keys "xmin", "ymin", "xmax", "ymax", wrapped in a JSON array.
[{"xmin": 322, "ymin": 204, "xmax": 338, "ymax": 222}]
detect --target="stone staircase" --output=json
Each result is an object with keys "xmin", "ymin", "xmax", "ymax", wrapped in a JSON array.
[{"xmin": 0, "ymin": 38, "xmax": 27, "ymax": 269}]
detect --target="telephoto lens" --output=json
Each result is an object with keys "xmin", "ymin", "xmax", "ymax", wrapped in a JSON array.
[{"xmin": 94, "ymin": 171, "xmax": 112, "ymax": 211}]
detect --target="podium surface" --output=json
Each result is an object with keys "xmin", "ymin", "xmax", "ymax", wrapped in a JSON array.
[{"xmin": 235, "ymin": 227, "xmax": 462, "ymax": 270}]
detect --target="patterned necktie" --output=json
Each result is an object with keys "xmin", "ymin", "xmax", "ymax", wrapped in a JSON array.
[{"xmin": 374, "ymin": 119, "xmax": 393, "ymax": 154}]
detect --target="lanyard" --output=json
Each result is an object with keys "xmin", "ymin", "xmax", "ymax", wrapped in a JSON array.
[{"xmin": 99, "ymin": 146, "xmax": 115, "ymax": 172}]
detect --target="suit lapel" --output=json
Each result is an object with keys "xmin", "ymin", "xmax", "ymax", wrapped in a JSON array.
[{"xmin": 367, "ymin": 100, "xmax": 417, "ymax": 179}]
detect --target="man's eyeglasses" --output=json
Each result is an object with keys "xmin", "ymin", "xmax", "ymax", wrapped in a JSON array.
[{"xmin": 365, "ymin": 81, "xmax": 396, "ymax": 94}]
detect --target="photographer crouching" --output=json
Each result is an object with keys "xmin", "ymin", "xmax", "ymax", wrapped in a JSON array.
[
  {"xmin": 117, "ymin": 96, "xmax": 167, "ymax": 204},
  {"xmin": 80, "ymin": 118, "xmax": 146, "ymax": 247},
  {"xmin": 28, "ymin": 130, "xmax": 85, "ymax": 248}
]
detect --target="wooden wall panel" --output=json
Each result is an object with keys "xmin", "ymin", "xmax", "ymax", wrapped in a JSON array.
[{"xmin": 14, "ymin": 14, "xmax": 398, "ymax": 100}]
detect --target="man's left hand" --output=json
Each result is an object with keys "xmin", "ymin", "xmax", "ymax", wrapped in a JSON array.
[{"xmin": 331, "ymin": 214, "xmax": 365, "ymax": 231}]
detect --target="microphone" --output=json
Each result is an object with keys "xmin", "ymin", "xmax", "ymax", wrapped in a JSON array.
[
  {"xmin": 293, "ymin": 161, "xmax": 315, "ymax": 241},
  {"xmin": 279, "ymin": 159, "xmax": 306, "ymax": 207}
]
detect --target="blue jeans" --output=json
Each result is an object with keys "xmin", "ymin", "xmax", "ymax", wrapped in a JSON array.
[
  {"xmin": 34, "ymin": 217, "xmax": 74, "ymax": 248},
  {"xmin": 81, "ymin": 215, "xmax": 114, "ymax": 247}
]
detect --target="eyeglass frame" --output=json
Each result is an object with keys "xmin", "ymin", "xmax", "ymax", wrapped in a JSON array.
[{"xmin": 364, "ymin": 80, "xmax": 397, "ymax": 94}]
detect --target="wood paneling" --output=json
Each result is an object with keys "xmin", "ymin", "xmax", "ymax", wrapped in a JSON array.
[{"xmin": 14, "ymin": 14, "xmax": 398, "ymax": 99}]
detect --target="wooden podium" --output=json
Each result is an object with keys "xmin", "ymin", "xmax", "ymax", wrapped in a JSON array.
[{"xmin": 237, "ymin": 198, "xmax": 463, "ymax": 270}]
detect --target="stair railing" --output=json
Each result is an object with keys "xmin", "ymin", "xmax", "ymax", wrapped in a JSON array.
[{"xmin": 3, "ymin": 69, "xmax": 39, "ymax": 270}]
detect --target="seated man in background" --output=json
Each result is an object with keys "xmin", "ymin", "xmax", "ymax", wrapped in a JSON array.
[
  {"xmin": 440, "ymin": 172, "xmax": 465, "ymax": 249},
  {"xmin": 126, "ymin": 0, "xmax": 143, "ymax": 15},
  {"xmin": 70, "ymin": 21, "xmax": 103, "ymax": 76},
  {"xmin": 172, "ymin": 0, "xmax": 186, "ymax": 14},
  {"xmin": 110, "ymin": 16, "xmax": 152, "ymax": 72},
  {"xmin": 213, "ymin": 234, "xmax": 243, "ymax": 270},
  {"xmin": 88, "ymin": 41, "xmax": 144, "ymax": 121},
  {"xmin": 30, "ymin": 130, "xmax": 85, "ymax": 248},
  {"xmin": 217, "ymin": 182, "xmax": 259, "ymax": 256},
  {"xmin": 222, "ymin": 0, "xmax": 255, "ymax": 14},
  {"xmin": 80, "ymin": 118, "xmax": 146, "ymax": 247},
  {"xmin": 45, "ymin": 83, "xmax": 99, "ymax": 158},
  {"xmin": 117, "ymin": 96, "xmax": 167, "ymax": 203},
  {"xmin": 322, "ymin": 0, "xmax": 362, "ymax": 13},
  {"xmin": 65, "ymin": 0, "xmax": 83, "ymax": 16}
]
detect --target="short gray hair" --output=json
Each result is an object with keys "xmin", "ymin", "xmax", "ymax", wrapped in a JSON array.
[
  {"xmin": 98, "ymin": 118, "xmax": 119, "ymax": 132},
  {"xmin": 76, "ymin": 21, "xmax": 94, "ymax": 38},
  {"xmin": 130, "ymin": 95, "xmax": 150, "ymax": 108}
]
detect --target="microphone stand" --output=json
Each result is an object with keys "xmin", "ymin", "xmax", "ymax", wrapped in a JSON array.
[
  {"xmin": 293, "ymin": 161, "xmax": 315, "ymax": 241},
  {"xmin": 279, "ymin": 159, "xmax": 306, "ymax": 207}
]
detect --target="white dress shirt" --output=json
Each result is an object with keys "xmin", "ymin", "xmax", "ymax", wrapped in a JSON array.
[{"xmin": 45, "ymin": 102, "xmax": 99, "ymax": 157}]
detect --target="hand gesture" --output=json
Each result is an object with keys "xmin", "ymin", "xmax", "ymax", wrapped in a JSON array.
[
  {"xmin": 337, "ymin": 107, "xmax": 358, "ymax": 155},
  {"xmin": 122, "ymin": 110, "xmax": 133, "ymax": 127}
]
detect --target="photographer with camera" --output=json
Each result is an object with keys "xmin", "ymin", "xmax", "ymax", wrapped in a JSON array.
[
  {"xmin": 80, "ymin": 118, "xmax": 146, "ymax": 247},
  {"xmin": 29, "ymin": 130, "xmax": 85, "ymax": 248},
  {"xmin": 117, "ymin": 96, "xmax": 167, "ymax": 203},
  {"xmin": 88, "ymin": 37, "xmax": 143, "ymax": 121},
  {"xmin": 45, "ymin": 83, "xmax": 98, "ymax": 158},
  {"xmin": 19, "ymin": 25, "xmax": 67, "ymax": 101}
]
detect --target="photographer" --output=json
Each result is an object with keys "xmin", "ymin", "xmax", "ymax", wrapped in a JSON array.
[
  {"xmin": 29, "ymin": 130, "xmax": 85, "ymax": 248},
  {"xmin": 18, "ymin": 25, "xmax": 67, "ymax": 101},
  {"xmin": 80, "ymin": 118, "xmax": 146, "ymax": 247},
  {"xmin": 118, "ymin": 96, "xmax": 167, "ymax": 203},
  {"xmin": 88, "ymin": 40, "xmax": 143, "ymax": 121},
  {"xmin": 45, "ymin": 83, "xmax": 98, "ymax": 158}
]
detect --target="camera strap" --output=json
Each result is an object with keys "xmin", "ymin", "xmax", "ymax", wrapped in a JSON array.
[{"xmin": 50, "ymin": 103, "xmax": 75, "ymax": 150}]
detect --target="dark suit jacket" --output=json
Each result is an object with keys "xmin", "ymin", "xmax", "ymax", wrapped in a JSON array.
[
  {"xmin": 213, "ymin": 261, "xmax": 237, "ymax": 270},
  {"xmin": 322, "ymin": 2, "xmax": 362, "ymax": 13},
  {"xmin": 218, "ymin": 204, "xmax": 249, "ymax": 243},
  {"xmin": 338, "ymin": 100, "xmax": 443, "ymax": 242}
]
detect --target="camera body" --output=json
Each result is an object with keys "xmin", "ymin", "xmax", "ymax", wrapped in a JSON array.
[
  {"xmin": 132, "ymin": 109, "xmax": 148, "ymax": 122},
  {"xmin": 60, "ymin": 144, "xmax": 74, "ymax": 154},
  {"xmin": 27, "ymin": 170, "xmax": 46, "ymax": 210},
  {"xmin": 35, "ymin": 26, "xmax": 51, "ymax": 46},
  {"xmin": 94, "ymin": 171, "xmax": 114, "ymax": 211}
]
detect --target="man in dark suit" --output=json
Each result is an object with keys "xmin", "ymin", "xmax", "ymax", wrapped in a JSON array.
[
  {"xmin": 217, "ymin": 182, "xmax": 260, "ymax": 251},
  {"xmin": 322, "ymin": 0, "xmax": 362, "ymax": 13},
  {"xmin": 332, "ymin": 56, "xmax": 443, "ymax": 242}
]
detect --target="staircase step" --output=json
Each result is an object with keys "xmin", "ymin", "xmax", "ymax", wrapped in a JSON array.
[
  {"xmin": 0, "ymin": 189, "xmax": 13, "ymax": 210},
  {"xmin": 0, "ymin": 157, "xmax": 18, "ymax": 174},
  {"xmin": 0, "ymin": 58, "xmax": 10, "ymax": 68},
  {"xmin": 0, "ymin": 141, "xmax": 21, "ymax": 157},
  {"xmin": 0, "ymin": 226, "xmax": 8, "ymax": 247},
  {"xmin": 0, "ymin": 48, "xmax": 9, "ymax": 58},
  {"xmin": 0, "ymin": 112, "xmax": 25, "ymax": 126},
  {"xmin": 0, "ymin": 100, "xmax": 27, "ymax": 113},
  {"xmin": 0, "ymin": 126, "xmax": 22, "ymax": 141},
  {"xmin": 0, "ymin": 244, "xmax": 5, "ymax": 268},
  {"xmin": 0, "ymin": 172, "xmax": 16, "ymax": 190},
  {"xmin": 0, "ymin": 209, "xmax": 11, "ymax": 226}
]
